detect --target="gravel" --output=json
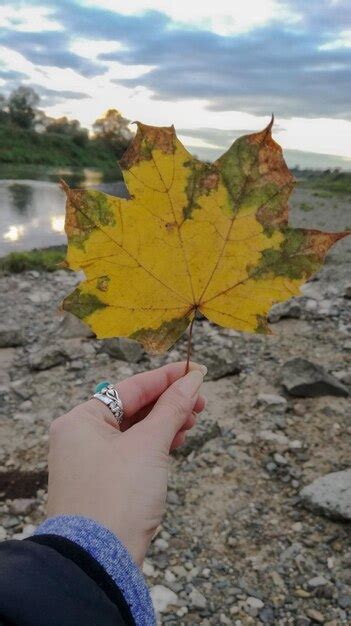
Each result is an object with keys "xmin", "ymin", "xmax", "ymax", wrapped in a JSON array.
[{"xmin": 0, "ymin": 209, "xmax": 350, "ymax": 625}]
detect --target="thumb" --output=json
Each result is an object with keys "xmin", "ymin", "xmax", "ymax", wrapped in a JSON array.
[{"xmin": 144, "ymin": 368, "xmax": 206, "ymax": 449}]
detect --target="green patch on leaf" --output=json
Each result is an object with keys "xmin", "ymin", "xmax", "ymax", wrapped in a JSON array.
[
  {"xmin": 63, "ymin": 288, "xmax": 107, "ymax": 319},
  {"xmin": 131, "ymin": 315, "xmax": 191, "ymax": 353},
  {"xmin": 70, "ymin": 191, "xmax": 116, "ymax": 250},
  {"xmin": 251, "ymin": 229, "xmax": 322, "ymax": 280}
]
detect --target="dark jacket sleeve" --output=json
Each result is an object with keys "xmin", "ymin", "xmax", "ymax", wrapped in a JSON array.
[
  {"xmin": 0, "ymin": 536, "xmax": 133, "ymax": 626},
  {"xmin": 0, "ymin": 515, "xmax": 156, "ymax": 626}
]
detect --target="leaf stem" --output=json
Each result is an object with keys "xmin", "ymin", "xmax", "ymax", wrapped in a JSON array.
[{"xmin": 185, "ymin": 314, "xmax": 196, "ymax": 374}]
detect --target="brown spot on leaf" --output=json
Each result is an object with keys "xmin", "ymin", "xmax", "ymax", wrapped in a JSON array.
[
  {"xmin": 97, "ymin": 275, "xmax": 110, "ymax": 292},
  {"xmin": 200, "ymin": 171, "xmax": 219, "ymax": 192},
  {"xmin": 257, "ymin": 197, "xmax": 290, "ymax": 229},
  {"xmin": 165, "ymin": 222, "xmax": 177, "ymax": 233},
  {"xmin": 120, "ymin": 122, "xmax": 175, "ymax": 170},
  {"xmin": 258, "ymin": 139, "xmax": 295, "ymax": 189},
  {"xmin": 64, "ymin": 189, "xmax": 86, "ymax": 238},
  {"xmin": 304, "ymin": 230, "xmax": 350, "ymax": 261}
]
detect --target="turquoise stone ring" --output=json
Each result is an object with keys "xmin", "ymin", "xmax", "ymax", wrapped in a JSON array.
[
  {"xmin": 94, "ymin": 381, "xmax": 111, "ymax": 394},
  {"xmin": 92, "ymin": 382, "xmax": 124, "ymax": 425}
]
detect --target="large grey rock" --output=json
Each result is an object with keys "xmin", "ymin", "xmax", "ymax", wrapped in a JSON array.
[
  {"xmin": 199, "ymin": 346, "xmax": 241, "ymax": 380},
  {"xmin": 300, "ymin": 470, "xmax": 351, "ymax": 521},
  {"xmin": 58, "ymin": 313, "xmax": 95, "ymax": 339},
  {"xmin": 101, "ymin": 337, "xmax": 143, "ymax": 363},
  {"xmin": 268, "ymin": 299, "xmax": 302, "ymax": 323},
  {"xmin": 29, "ymin": 346, "xmax": 68, "ymax": 370},
  {"xmin": 281, "ymin": 357, "xmax": 349, "ymax": 397},
  {"xmin": 0, "ymin": 323, "xmax": 25, "ymax": 347}
]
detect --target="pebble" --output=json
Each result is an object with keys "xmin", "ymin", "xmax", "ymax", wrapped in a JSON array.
[
  {"xmin": 338, "ymin": 594, "xmax": 351, "ymax": 608},
  {"xmin": 300, "ymin": 469, "xmax": 351, "ymax": 521},
  {"xmin": 273, "ymin": 452, "xmax": 288, "ymax": 465},
  {"xmin": 189, "ymin": 588, "xmax": 207, "ymax": 609},
  {"xmin": 306, "ymin": 608, "xmax": 325, "ymax": 623},
  {"xmin": 246, "ymin": 596, "xmax": 264, "ymax": 609},
  {"xmin": 13, "ymin": 524, "xmax": 36, "ymax": 539},
  {"xmin": 0, "ymin": 323, "xmax": 25, "ymax": 347},
  {"xmin": 143, "ymin": 560, "xmax": 156, "ymax": 577},
  {"xmin": 257, "ymin": 393, "xmax": 288, "ymax": 408},
  {"xmin": 167, "ymin": 491, "xmax": 180, "ymax": 505},
  {"xmin": 1, "ymin": 268, "xmax": 351, "ymax": 624},
  {"xmin": 308, "ymin": 576, "xmax": 328, "ymax": 588},
  {"xmin": 8, "ymin": 498, "xmax": 36, "ymax": 516},
  {"xmin": 165, "ymin": 570, "xmax": 176, "ymax": 583},
  {"xmin": 154, "ymin": 538, "xmax": 169, "ymax": 552},
  {"xmin": 259, "ymin": 605, "xmax": 275, "ymax": 623},
  {"xmin": 28, "ymin": 346, "xmax": 68, "ymax": 371},
  {"xmin": 176, "ymin": 606, "xmax": 188, "ymax": 617},
  {"xmin": 101, "ymin": 337, "xmax": 143, "ymax": 363},
  {"xmin": 150, "ymin": 585, "xmax": 178, "ymax": 614}
]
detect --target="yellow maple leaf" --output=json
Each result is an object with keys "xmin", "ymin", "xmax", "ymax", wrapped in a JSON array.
[{"xmin": 61, "ymin": 120, "xmax": 350, "ymax": 353}]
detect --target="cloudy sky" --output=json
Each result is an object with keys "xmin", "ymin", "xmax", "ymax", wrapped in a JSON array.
[{"xmin": 1, "ymin": 0, "xmax": 351, "ymax": 166}]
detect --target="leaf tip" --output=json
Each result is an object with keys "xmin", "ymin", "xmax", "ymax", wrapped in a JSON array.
[
  {"xmin": 57, "ymin": 259, "xmax": 69, "ymax": 269},
  {"xmin": 265, "ymin": 113, "xmax": 274, "ymax": 134},
  {"xmin": 59, "ymin": 179, "xmax": 70, "ymax": 196}
]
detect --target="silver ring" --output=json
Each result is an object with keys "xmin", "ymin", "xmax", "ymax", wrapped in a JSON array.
[{"xmin": 93, "ymin": 384, "xmax": 124, "ymax": 425}]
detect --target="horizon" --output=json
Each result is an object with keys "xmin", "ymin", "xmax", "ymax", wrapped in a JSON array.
[{"xmin": 0, "ymin": 1, "xmax": 350, "ymax": 169}]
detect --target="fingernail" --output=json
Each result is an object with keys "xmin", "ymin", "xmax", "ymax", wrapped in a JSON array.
[
  {"xmin": 177, "ymin": 370, "xmax": 204, "ymax": 397},
  {"xmin": 190, "ymin": 362, "xmax": 207, "ymax": 376}
]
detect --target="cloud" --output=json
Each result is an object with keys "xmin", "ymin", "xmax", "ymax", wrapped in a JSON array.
[
  {"xmin": 0, "ymin": 0, "xmax": 350, "ymax": 126},
  {"xmin": 0, "ymin": 68, "xmax": 28, "ymax": 82},
  {"xmin": 107, "ymin": 21, "xmax": 351, "ymax": 119},
  {"xmin": 0, "ymin": 29, "xmax": 107, "ymax": 77},
  {"xmin": 74, "ymin": 0, "xmax": 301, "ymax": 36},
  {"xmin": 31, "ymin": 84, "xmax": 91, "ymax": 106}
]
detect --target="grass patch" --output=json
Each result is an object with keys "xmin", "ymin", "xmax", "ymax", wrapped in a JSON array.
[
  {"xmin": 0, "ymin": 245, "xmax": 67, "ymax": 273},
  {"xmin": 295, "ymin": 169, "xmax": 351, "ymax": 195},
  {"xmin": 299, "ymin": 202, "xmax": 314, "ymax": 212}
]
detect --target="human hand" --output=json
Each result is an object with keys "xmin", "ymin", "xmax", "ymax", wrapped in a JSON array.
[{"xmin": 47, "ymin": 362, "xmax": 206, "ymax": 565}]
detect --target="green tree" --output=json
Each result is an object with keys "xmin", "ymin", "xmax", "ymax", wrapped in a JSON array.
[
  {"xmin": 8, "ymin": 86, "xmax": 40, "ymax": 129},
  {"xmin": 46, "ymin": 116, "xmax": 89, "ymax": 146},
  {"xmin": 93, "ymin": 109, "xmax": 132, "ymax": 156},
  {"xmin": 0, "ymin": 94, "xmax": 9, "ymax": 125}
]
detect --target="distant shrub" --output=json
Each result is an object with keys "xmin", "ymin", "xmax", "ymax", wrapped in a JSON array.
[{"xmin": 0, "ymin": 246, "xmax": 67, "ymax": 273}]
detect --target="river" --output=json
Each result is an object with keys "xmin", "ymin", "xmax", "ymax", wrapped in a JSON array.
[{"xmin": 0, "ymin": 165, "xmax": 127, "ymax": 256}]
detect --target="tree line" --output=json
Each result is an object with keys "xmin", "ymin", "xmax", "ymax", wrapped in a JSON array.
[{"xmin": 0, "ymin": 86, "xmax": 133, "ymax": 157}]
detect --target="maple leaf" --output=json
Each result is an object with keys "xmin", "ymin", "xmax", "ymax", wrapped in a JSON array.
[{"xmin": 61, "ymin": 119, "xmax": 350, "ymax": 353}]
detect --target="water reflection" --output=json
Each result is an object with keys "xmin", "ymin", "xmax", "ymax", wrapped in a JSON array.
[
  {"xmin": 0, "ymin": 167, "xmax": 128, "ymax": 255},
  {"xmin": 51, "ymin": 216, "xmax": 65, "ymax": 233},
  {"xmin": 4, "ymin": 225, "xmax": 25, "ymax": 242},
  {"xmin": 8, "ymin": 183, "xmax": 33, "ymax": 216}
]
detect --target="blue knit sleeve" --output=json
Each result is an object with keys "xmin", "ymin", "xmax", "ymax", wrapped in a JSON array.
[{"xmin": 34, "ymin": 515, "xmax": 156, "ymax": 626}]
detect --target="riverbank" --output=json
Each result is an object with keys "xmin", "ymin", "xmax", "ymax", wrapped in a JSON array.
[{"xmin": 0, "ymin": 123, "xmax": 120, "ymax": 169}]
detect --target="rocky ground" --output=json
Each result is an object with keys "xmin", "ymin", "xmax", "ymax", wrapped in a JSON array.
[{"xmin": 0, "ymin": 186, "xmax": 351, "ymax": 625}]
